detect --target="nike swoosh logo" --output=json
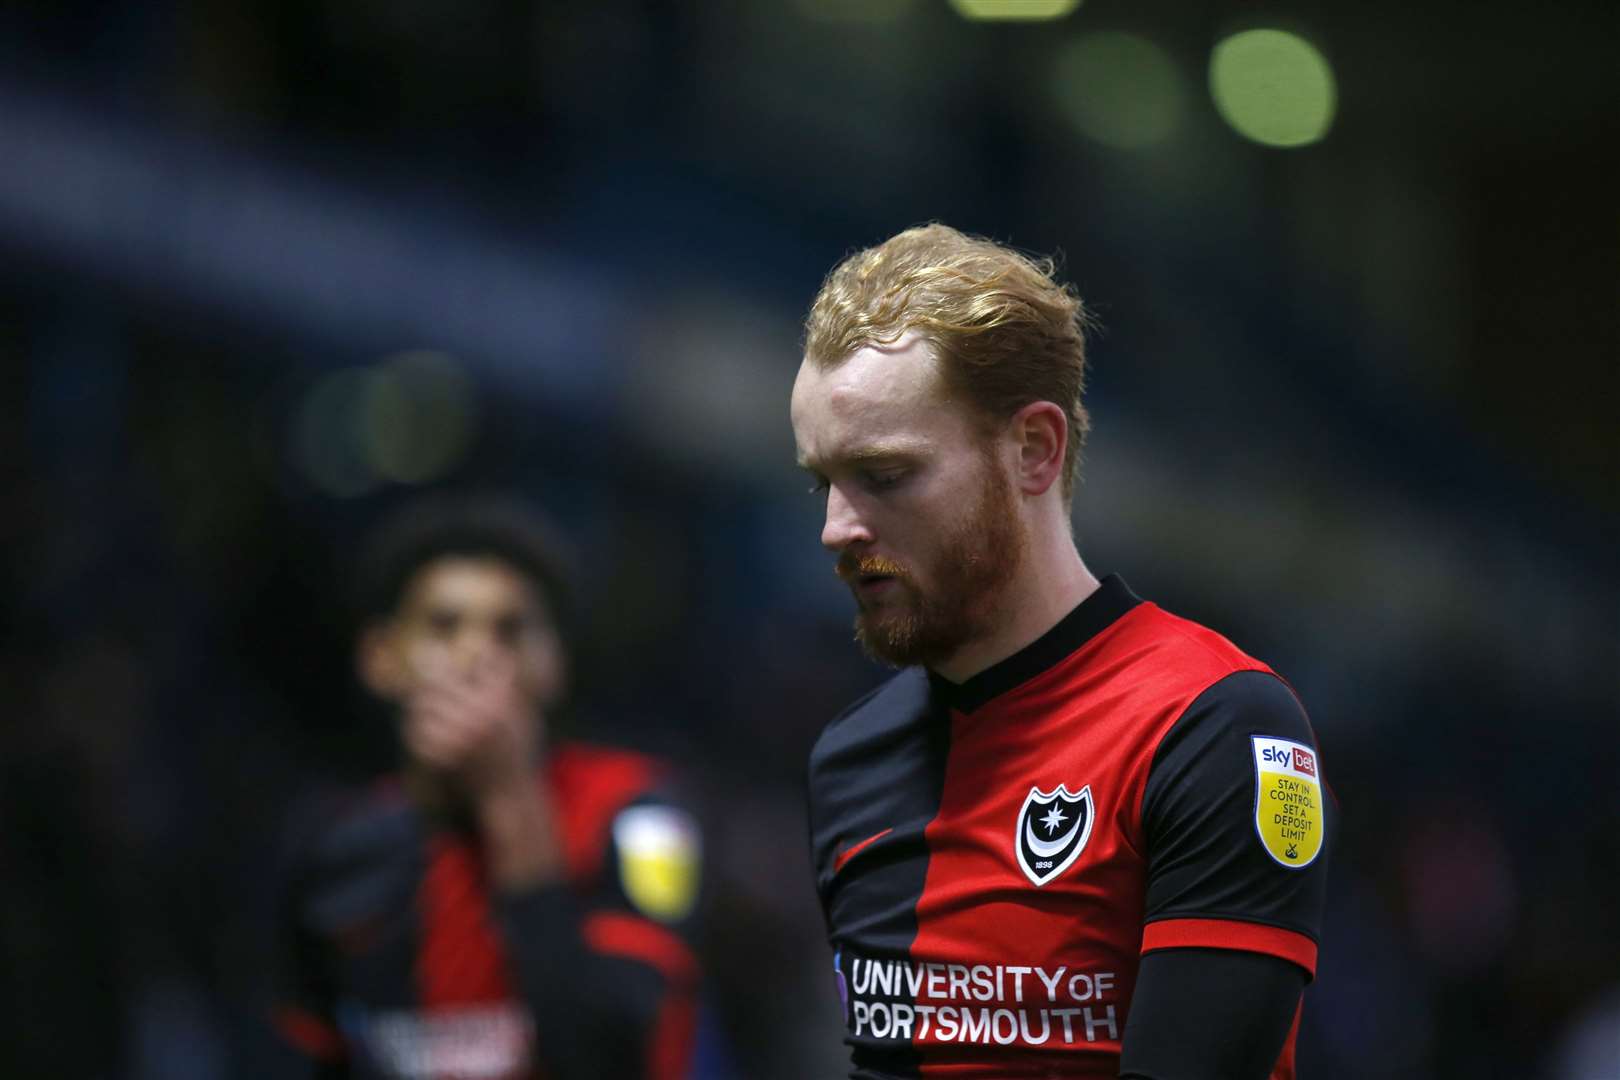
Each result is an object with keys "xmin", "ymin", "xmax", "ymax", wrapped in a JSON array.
[{"xmin": 834, "ymin": 828, "xmax": 893, "ymax": 873}]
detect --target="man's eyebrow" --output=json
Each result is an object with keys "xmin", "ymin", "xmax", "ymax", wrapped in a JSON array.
[
  {"xmin": 798, "ymin": 442, "xmax": 926, "ymax": 471},
  {"xmin": 847, "ymin": 443, "xmax": 924, "ymax": 463}
]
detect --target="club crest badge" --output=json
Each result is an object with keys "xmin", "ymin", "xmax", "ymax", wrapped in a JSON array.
[
  {"xmin": 1252, "ymin": 736, "xmax": 1325, "ymax": 869},
  {"xmin": 1014, "ymin": 784, "xmax": 1094, "ymax": 887}
]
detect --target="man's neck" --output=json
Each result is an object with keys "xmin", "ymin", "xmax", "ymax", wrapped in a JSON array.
[{"xmin": 930, "ymin": 541, "xmax": 1099, "ymax": 685}]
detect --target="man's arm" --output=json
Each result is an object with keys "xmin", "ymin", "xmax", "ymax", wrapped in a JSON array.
[
  {"xmin": 1119, "ymin": 949, "xmax": 1304, "ymax": 1080},
  {"xmin": 474, "ymin": 775, "xmax": 700, "ymax": 1080},
  {"xmin": 270, "ymin": 1004, "xmax": 350, "ymax": 1080},
  {"xmin": 492, "ymin": 806, "xmax": 701, "ymax": 1080},
  {"xmin": 1126, "ymin": 669, "xmax": 1334, "ymax": 1077},
  {"xmin": 267, "ymin": 796, "xmax": 351, "ymax": 1080},
  {"xmin": 409, "ymin": 660, "xmax": 700, "ymax": 1080}
]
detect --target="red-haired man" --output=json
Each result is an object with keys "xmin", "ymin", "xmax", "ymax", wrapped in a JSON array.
[{"xmin": 794, "ymin": 225, "xmax": 1333, "ymax": 1080}]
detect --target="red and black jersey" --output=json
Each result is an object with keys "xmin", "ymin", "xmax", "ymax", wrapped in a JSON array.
[
  {"xmin": 275, "ymin": 742, "xmax": 701, "ymax": 1080},
  {"xmin": 808, "ymin": 576, "xmax": 1334, "ymax": 1079}
]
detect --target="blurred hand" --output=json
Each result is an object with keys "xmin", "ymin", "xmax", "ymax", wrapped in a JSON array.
[{"xmin": 401, "ymin": 650, "xmax": 540, "ymax": 802}]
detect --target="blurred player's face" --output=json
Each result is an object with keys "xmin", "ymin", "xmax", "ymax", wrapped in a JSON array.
[
  {"xmin": 359, "ymin": 556, "xmax": 565, "ymax": 712},
  {"xmin": 791, "ymin": 335, "xmax": 1027, "ymax": 668}
]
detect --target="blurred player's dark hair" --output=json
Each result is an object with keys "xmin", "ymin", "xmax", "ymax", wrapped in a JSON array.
[{"xmin": 353, "ymin": 492, "xmax": 577, "ymax": 643}]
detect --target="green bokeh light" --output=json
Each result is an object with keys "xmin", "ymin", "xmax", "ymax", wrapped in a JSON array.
[
  {"xmin": 363, "ymin": 350, "xmax": 477, "ymax": 485},
  {"xmin": 1050, "ymin": 32, "xmax": 1183, "ymax": 150},
  {"xmin": 1209, "ymin": 29, "xmax": 1336, "ymax": 148},
  {"xmin": 290, "ymin": 352, "xmax": 477, "ymax": 498},
  {"xmin": 950, "ymin": 0, "xmax": 1081, "ymax": 22}
]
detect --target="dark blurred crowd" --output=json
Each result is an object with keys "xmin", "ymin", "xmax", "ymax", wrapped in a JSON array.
[{"xmin": 1, "ymin": 2, "xmax": 1615, "ymax": 1079}]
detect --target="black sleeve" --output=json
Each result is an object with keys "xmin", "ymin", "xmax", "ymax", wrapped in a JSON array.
[
  {"xmin": 495, "ymin": 794, "xmax": 702, "ymax": 1080},
  {"xmin": 1139, "ymin": 670, "xmax": 1333, "ymax": 970},
  {"xmin": 1118, "ymin": 948, "xmax": 1304, "ymax": 1080},
  {"xmin": 271, "ymin": 911, "xmax": 350, "ymax": 1080},
  {"xmin": 269, "ymin": 801, "xmax": 351, "ymax": 1079}
]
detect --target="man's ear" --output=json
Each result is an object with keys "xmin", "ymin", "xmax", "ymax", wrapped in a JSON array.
[
  {"xmin": 1010, "ymin": 400, "xmax": 1068, "ymax": 497},
  {"xmin": 357, "ymin": 622, "xmax": 406, "ymax": 702}
]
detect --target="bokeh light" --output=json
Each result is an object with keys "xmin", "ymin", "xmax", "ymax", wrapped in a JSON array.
[
  {"xmin": 1209, "ymin": 29, "xmax": 1337, "ymax": 148},
  {"xmin": 363, "ymin": 350, "xmax": 477, "ymax": 485},
  {"xmin": 950, "ymin": 0, "xmax": 1081, "ymax": 22},
  {"xmin": 291, "ymin": 367, "xmax": 380, "ymax": 498},
  {"xmin": 290, "ymin": 351, "xmax": 476, "ymax": 497},
  {"xmin": 1050, "ymin": 32, "xmax": 1184, "ymax": 150}
]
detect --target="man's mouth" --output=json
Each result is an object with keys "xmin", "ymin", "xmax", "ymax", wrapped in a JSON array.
[{"xmin": 855, "ymin": 573, "xmax": 899, "ymax": 595}]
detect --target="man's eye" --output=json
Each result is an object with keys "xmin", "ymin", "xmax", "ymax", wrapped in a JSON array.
[
  {"xmin": 806, "ymin": 477, "xmax": 829, "ymax": 496},
  {"xmin": 866, "ymin": 470, "xmax": 906, "ymax": 491}
]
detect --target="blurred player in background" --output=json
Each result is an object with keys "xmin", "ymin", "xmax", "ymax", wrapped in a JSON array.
[
  {"xmin": 792, "ymin": 225, "xmax": 1333, "ymax": 1079},
  {"xmin": 273, "ymin": 495, "xmax": 701, "ymax": 1079}
]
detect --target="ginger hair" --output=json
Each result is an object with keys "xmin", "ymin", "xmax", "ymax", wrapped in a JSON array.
[{"xmin": 803, "ymin": 223, "xmax": 1093, "ymax": 501}]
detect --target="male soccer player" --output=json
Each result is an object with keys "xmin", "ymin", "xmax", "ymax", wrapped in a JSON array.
[
  {"xmin": 792, "ymin": 225, "xmax": 1333, "ymax": 1079},
  {"xmin": 273, "ymin": 496, "xmax": 701, "ymax": 1080}
]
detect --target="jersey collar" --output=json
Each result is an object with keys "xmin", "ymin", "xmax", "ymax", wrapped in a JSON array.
[{"xmin": 927, "ymin": 573, "xmax": 1141, "ymax": 715}]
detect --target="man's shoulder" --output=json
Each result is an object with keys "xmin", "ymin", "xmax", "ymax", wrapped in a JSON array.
[
  {"xmin": 810, "ymin": 667, "xmax": 933, "ymax": 772},
  {"xmin": 545, "ymin": 739, "xmax": 699, "ymax": 884},
  {"xmin": 279, "ymin": 777, "xmax": 423, "ymax": 936},
  {"xmin": 290, "ymin": 775, "xmax": 417, "ymax": 865},
  {"xmin": 1103, "ymin": 599, "xmax": 1277, "ymax": 694},
  {"xmin": 548, "ymin": 739, "xmax": 669, "ymax": 791}
]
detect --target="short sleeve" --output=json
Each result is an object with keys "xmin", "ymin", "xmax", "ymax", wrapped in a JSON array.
[{"xmin": 1139, "ymin": 670, "xmax": 1333, "ymax": 978}]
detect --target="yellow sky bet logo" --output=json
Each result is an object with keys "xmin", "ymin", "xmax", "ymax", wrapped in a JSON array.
[
  {"xmin": 1251, "ymin": 737, "xmax": 1323, "ymax": 869},
  {"xmin": 613, "ymin": 805, "xmax": 701, "ymax": 923}
]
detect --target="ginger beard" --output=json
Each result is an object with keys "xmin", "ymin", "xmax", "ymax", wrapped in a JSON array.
[{"xmin": 838, "ymin": 447, "xmax": 1027, "ymax": 669}]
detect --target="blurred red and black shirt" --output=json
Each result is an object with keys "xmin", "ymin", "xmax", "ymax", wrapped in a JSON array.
[{"xmin": 275, "ymin": 742, "xmax": 701, "ymax": 1080}]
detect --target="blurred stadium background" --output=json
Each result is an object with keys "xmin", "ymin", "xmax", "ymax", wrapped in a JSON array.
[{"xmin": 0, "ymin": 1, "xmax": 1615, "ymax": 1077}]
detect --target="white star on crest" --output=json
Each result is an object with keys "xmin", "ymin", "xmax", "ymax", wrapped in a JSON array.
[{"xmin": 1039, "ymin": 804, "xmax": 1067, "ymax": 835}]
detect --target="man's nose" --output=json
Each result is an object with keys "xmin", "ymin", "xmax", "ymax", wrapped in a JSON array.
[
  {"xmin": 450, "ymin": 629, "xmax": 498, "ymax": 674},
  {"xmin": 821, "ymin": 485, "xmax": 874, "ymax": 552}
]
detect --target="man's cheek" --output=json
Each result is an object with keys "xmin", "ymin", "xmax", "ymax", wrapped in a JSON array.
[{"xmin": 405, "ymin": 639, "xmax": 454, "ymax": 680}]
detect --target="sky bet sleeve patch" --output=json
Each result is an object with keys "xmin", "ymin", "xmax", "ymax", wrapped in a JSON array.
[
  {"xmin": 612, "ymin": 804, "xmax": 701, "ymax": 923},
  {"xmin": 1251, "ymin": 736, "xmax": 1324, "ymax": 868}
]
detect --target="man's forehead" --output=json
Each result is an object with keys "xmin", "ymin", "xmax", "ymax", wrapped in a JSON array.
[
  {"xmin": 404, "ymin": 556, "xmax": 542, "ymax": 610},
  {"xmin": 819, "ymin": 333, "xmax": 941, "ymax": 397},
  {"xmin": 793, "ymin": 335, "xmax": 953, "ymax": 449}
]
